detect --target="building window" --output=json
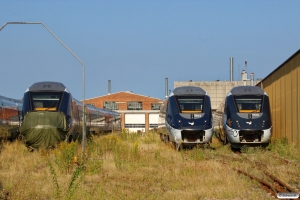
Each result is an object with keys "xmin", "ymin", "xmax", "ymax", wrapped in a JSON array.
[
  {"xmin": 104, "ymin": 102, "xmax": 118, "ymax": 110},
  {"xmin": 149, "ymin": 124, "xmax": 158, "ymax": 128},
  {"xmin": 124, "ymin": 124, "xmax": 145, "ymax": 128},
  {"xmin": 151, "ymin": 103, "xmax": 161, "ymax": 110},
  {"xmin": 128, "ymin": 102, "xmax": 142, "ymax": 110}
]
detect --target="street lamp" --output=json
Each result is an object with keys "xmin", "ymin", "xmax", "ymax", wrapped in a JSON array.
[{"xmin": 0, "ymin": 22, "xmax": 87, "ymax": 158}]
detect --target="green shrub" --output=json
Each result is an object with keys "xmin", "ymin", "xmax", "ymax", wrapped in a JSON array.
[
  {"xmin": 47, "ymin": 158, "xmax": 85, "ymax": 200},
  {"xmin": 53, "ymin": 141, "xmax": 79, "ymax": 174}
]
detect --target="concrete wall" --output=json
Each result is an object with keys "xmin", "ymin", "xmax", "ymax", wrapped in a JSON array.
[{"xmin": 174, "ymin": 81, "xmax": 258, "ymax": 110}]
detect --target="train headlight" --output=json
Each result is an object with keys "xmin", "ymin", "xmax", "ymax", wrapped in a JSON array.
[
  {"xmin": 178, "ymin": 119, "xmax": 182, "ymax": 127},
  {"xmin": 262, "ymin": 120, "xmax": 265, "ymax": 128}
]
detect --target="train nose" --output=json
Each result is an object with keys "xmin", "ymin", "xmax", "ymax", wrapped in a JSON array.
[{"xmin": 20, "ymin": 111, "xmax": 67, "ymax": 149}]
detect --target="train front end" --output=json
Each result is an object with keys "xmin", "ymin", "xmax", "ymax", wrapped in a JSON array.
[
  {"xmin": 20, "ymin": 82, "xmax": 72, "ymax": 149},
  {"xmin": 223, "ymin": 86, "xmax": 272, "ymax": 148},
  {"xmin": 165, "ymin": 86, "xmax": 213, "ymax": 149}
]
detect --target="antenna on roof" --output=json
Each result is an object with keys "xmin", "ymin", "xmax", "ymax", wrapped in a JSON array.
[
  {"xmin": 108, "ymin": 80, "xmax": 111, "ymax": 94},
  {"xmin": 245, "ymin": 60, "xmax": 248, "ymax": 79},
  {"xmin": 165, "ymin": 78, "xmax": 168, "ymax": 99}
]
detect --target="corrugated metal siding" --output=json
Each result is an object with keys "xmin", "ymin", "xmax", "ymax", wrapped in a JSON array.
[
  {"xmin": 291, "ymin": 56, "xmax": 298, "ymax": 146},
  {"xmin": 280, "ymin": 65, "xmax": 285, "ymax": 140},
  {"xmin": 295, "ymin": 53, "xmax": 300, "ymax": 147},
  {"xmin": 258, "ymin": 50, "xmax": 300, "ymax": 148},
  {"xmin": 285, "ymin": 61, "xmax": 292, "ymax": 142}
]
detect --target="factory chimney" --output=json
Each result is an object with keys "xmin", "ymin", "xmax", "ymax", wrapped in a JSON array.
[
  {"xmin": 230, "ymin": 57, "xmax": 234, "ymax": 81},
  {"xmin": 250, "ymin": 73, "xmax": 254, "ymax": 86},
  {"xmin": 165, "ymin": 78, "xmax": 168, "ymax": 99},
  {"xmin": 241, "ymin": 70, "xmax": 247, "ymax": 81},
  {"xmin": 108, "ymin": 80, "xmax": 111, "ymax": 94}
]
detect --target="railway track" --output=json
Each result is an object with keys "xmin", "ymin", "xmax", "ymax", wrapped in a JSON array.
[
  {"xmin": 159, "ymin": 122, "xmax": 299, "ymax": 199},
  {"xmin": 217, "ymin": 153, "xmax": 300, "ymax": 199}
]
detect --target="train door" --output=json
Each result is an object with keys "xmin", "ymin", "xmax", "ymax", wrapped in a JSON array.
[
  {"xmin": 69, "ymin": 100, "xmax": 80, "ymax": 141},
  {"xmin": 221, "ymin": 99, "xmax": 228, "ymax": 144},
  {"xmin": 85, "ymin": 108, "xmax": 91, "ymax": 133},
  {"xmin": 105, "ymin": 114, "xmax": 111, "ymax": 131}
]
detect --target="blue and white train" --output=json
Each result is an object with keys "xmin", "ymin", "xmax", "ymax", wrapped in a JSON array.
[
  {"xmin": 20, "ymin": 81, "xmax": 121, "ymax": 149},
  {"xmin": 159, "ymin": 86, "xmax": 214, "ymax": 149},
  {"xmin": 220, "ymin": 86, "xmax": 272, "ymax": 148}
]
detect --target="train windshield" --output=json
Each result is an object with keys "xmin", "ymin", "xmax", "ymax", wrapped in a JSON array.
[
  {"xmin": 233, "ymin": 95, "xmax": 262, "ymax": 113},
  {"xmin": 176, "ymin": 96, "xmax": 204, "ymax": 113},
  {"xmin": 30, "ymin": 92, "xmax": 62, "ymax": 111}
]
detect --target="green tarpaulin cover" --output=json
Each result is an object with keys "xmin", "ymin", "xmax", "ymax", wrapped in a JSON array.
[{"xmin": 20, "ymin": 111, "xmax": 67, "ymax": 149}]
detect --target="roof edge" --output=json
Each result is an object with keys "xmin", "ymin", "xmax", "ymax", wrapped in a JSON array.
[
  {"xmin": 256, "ymin": 49, "xmax": 300, "ymax": 85},
  {"xmin": 85, "ymin": 91, "xmax": 163, "ymax": 101}
]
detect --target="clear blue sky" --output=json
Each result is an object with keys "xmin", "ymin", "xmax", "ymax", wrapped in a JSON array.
[{"xmin": 1, "ymin": 0, "xmax": 299, "ymax": 100}]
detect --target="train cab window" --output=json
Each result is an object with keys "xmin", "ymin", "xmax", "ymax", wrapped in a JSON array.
[
  {"xmin": 31, "ymin": 92, "xmax": 62, "ymax": 111},
  {"xmin": 234, "ymin": 96, "xmax": 262, "ymax": 113},
  {"xmin": 176, "ymin": 96, "xmax": 204, "ymax": 113}
]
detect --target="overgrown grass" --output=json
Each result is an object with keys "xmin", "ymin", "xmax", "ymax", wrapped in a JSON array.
[
  {"xmin": 0, "ymin": 129, "xmax": 299, "ymax": 199},
  {"xmin": 267, "ymin": 137, "xmax": 300, "ymax": 160},
  {"xmin": 53, "ymin": 141, "xmax": 79, "ymax": 174}
]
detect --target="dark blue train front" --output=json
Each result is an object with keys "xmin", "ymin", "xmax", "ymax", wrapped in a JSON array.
[
  {"xmin": 160, "ymin": 86, "xmax": 213, "ymax": 149},
  {"xmin": 20, "ymin": 81, "xmax": 121, "ymax": 149},
  {"xmin": 221, "ymin": 86, "xmax": 272, "ymax": 148}
]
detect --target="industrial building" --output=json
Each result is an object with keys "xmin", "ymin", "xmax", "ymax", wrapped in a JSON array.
[{"xmin": 84, "ymin": 89, "xmax": 163, "ymax": 132}]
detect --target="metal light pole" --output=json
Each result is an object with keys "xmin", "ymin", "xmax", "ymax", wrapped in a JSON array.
[{"xmin": 0, "ymin": 22, "xmax": 87, "ymax": 158}]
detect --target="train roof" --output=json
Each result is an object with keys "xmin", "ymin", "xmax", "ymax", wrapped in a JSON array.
[
  {"xmin": 229, "ymin": 86, "xmax": 265, "ymax": 95},
  {"xmin": 0, "ymin": 95, "xmax": 22, "ymax": 103},
  {"xmin": 26, "ymin": 81, "xmax": 70, "ymax": 93},
  {"xmin": 171, "ymin": 86, "xmax": 207, "ymax": 96},
  {"xmin": 85, "ymin": 104, "xmax": 120, "ymax": 116}
]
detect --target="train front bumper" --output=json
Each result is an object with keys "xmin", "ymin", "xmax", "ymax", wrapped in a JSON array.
[
  {"xmin": 166, "ymin": 123, "xmax": 213, "ymax": 145},
  {"xmin": 225, "ymin": 125, "xmax": 272, "ymax": 147}
]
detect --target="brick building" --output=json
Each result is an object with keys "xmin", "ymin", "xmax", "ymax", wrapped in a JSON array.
[{"xmin": 85, "ymin": 91, "xmax": 163, "ymax": 132}]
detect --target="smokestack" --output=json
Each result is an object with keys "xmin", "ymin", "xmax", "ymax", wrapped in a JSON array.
[
  {"xmin": 241, "ymin": 70, "xmax": 248, "ymax": 81},
  {"xmin": 165, "ymin": 78, "xmax": 168, "ymax": 99},
  {"xmin": 108, "ymin": 80, "xmax": 111, "ymax": 94},
  {"xmin": 250, "ymin": 73, "xmax": 254, "ymax": 86},
  {"xmin": 230, "ymin": 57, "xmax": 234, "ymax": 81}
]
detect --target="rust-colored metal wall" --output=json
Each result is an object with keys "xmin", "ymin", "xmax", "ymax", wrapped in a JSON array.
[{"xmin": 258, "ymin": 49, "xmax": 300, "ymax": 148}]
